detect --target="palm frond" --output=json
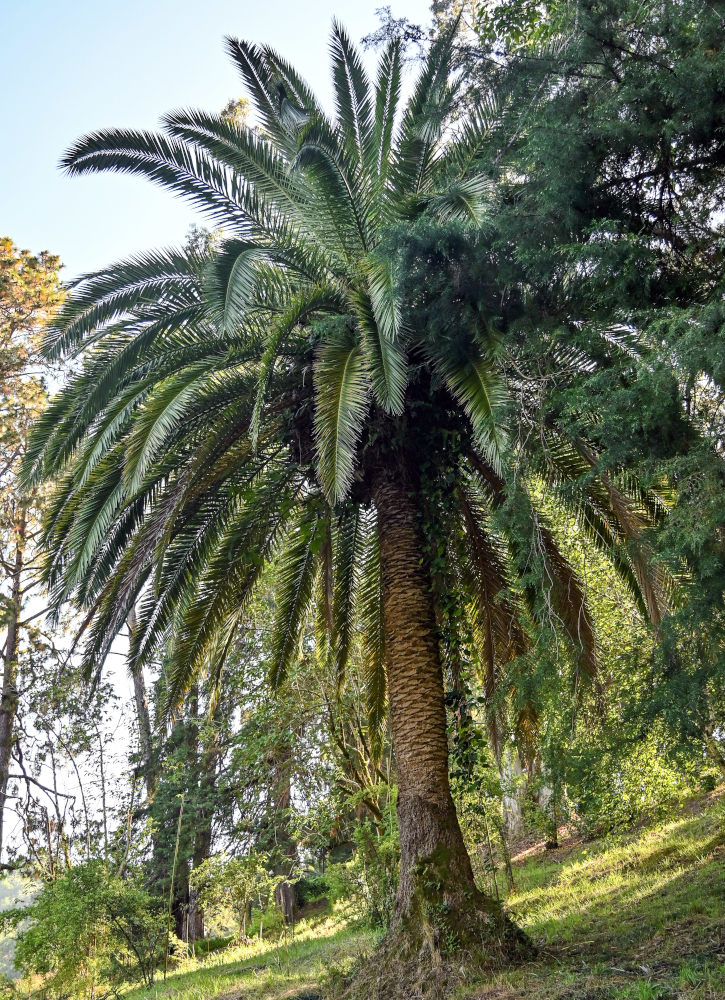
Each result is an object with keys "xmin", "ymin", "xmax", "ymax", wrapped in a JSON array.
[
  {"xmin": 330, "ymin": 21, "xmax": 374, "ymax": 171},
  {"xmin": 269, "ymin": 503, "xmax": 324, "ymax": 687},
  {"xmin": 250, "ymin": 282, "xmax": 347, "ymax": 446},
  {"xmin": 162, "ymin": 108, "xmax": 309, "ymax": 220},
  {"xmin": 331, "ymin": 503, "xmax": 361, "ymax": 686},
  {"xmin": 394, "ymin": 22, "xmax": 458, "ymax": 196},
  {"xmin": 165, "ymin": 469, "xmax": 299, "ymax": 711},
  {"xmin": 467, "ymin": 455, "xmax": 601, "ymax": 689},
  {"xmin": 425, "ymin": 176, "xmax": 494, "ymax": 225},
  {"xmin": 351, "ymin": 262, "xmax": 407, "ymax": 413},
  {"xmin": 202, "ymin": 239, "xmax": 271, "ymax": 333},
  {"xmin": 458, "ymin": 486, "xmax": 528, "ymax": 757},
  {"xmin": 61, "ymin": 128, "xmax": 252, "ymax": 228},
  {"xmin": 294, "ymin": 121, "xmax": 371, "ymax": 256},
  {"xmin": 313, "ymin": 332, "xmax": 368, "ymax": 503},
  {"xmin": 371, "ymin": 39, "xmax": 402, "ymax": 183},
  {"xmin": 437, "ymin": 351, "xmax": 508, "ymax": 474}
]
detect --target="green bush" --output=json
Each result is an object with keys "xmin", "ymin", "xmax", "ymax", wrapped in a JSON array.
[
  {"xmin": 569, "ymin": 726, "xmax": 700, "ymax": 837},
  {"xmin": 189, "ymin": 851, "xmax": 284, "ymax": 941},
  {"xmin": 326, "ymin": 795, "xmax": 399, "ymax": 929},
  {"xmin": 191, "ymin": 934, "xmax": 232, "ymax": 957},
  {"xmin": 2, "ymin": 861, "xmax": 165, "ymax": 997},
  {"xmin": 295, "ymin": 873, "xmax": 330, "ymax": 907}
]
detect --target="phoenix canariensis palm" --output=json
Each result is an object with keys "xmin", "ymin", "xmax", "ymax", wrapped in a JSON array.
[{"xmin": 25, "ymin": 23, "xmax": 670, "ymax": 977}]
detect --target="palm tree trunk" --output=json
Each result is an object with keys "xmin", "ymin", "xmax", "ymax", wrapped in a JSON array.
[
  {"xmin": 373, "ymin": 470, "xmax": 475, "ymax": 912},
  {"xmin": 372, "ymin": 467, "xmax": 531, "ymax": 973}
]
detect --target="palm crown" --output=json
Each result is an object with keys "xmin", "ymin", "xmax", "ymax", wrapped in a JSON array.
[{"xmin": 26, "ymin": 22, "xmax": 666, "ymax": 749}]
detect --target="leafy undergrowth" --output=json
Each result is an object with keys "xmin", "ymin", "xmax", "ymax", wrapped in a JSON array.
[{"xmin": 127, "ymin": 789, "xmax": 724, "ymax": 1000}]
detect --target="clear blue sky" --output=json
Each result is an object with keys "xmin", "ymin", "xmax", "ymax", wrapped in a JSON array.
[{"xmin": 1, "ymin": 0, "xmax": 432, "ymax": 280}]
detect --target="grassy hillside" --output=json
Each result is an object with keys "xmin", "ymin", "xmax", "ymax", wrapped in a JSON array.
[
  {"xmin": 91, "ymin": 789, "xmax": 725, "ymax": 1000},
  {"xmin": 486, "ymin": 787, "xmax": 725, "ymax": 999},
  {"xmin": 123, "ymin": 913, "xmax": 373, "ymax": 1000}
]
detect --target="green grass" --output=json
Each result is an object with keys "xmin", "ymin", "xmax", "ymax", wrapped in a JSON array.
[
  {"xmin": 510, "ymin": 797, "xmax": 725, "ymax": 953},
  {"xmin": 67, "ymin": 789, "xmax": 725, "ymax": 1000},
  {"xmin": 125, "ymin": 906, "xmax": 376, "ymax": 1000},
  {"xmin": 462, "ymin": 787, "xmax": 725, "ymax": 999}
]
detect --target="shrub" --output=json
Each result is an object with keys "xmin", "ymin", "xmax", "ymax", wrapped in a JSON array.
[
  {"xmin": 569, "ymin": 726, "xmax": 700, "ymax": 837},
  {"xmin": 189, "ymin": 851, "xmax": 284, "ymax": 941},
  {"xmin": 295, "ymin": 873, "xmax": 331, "ymax": 907},
  {"xmin": 327, "ymin": 795, "xmax": 399, "ymax": 929},
  {"xmin": 2, "ymin": 860, "xmax": 165, "ymax": 996}
]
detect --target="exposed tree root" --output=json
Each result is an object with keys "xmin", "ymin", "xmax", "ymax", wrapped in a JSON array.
[
  {"xmin": 332, "ymin": 911, "xmax": 532, "ymax": 1000},
  {"xmin": 331, "ymin": 853, "xmax": 534, "ymax": 1000}
]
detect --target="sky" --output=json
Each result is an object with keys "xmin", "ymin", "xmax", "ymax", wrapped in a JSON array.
[{"xmin": 1, "ymin": 0, "xmax": 432, "ymax": 281}]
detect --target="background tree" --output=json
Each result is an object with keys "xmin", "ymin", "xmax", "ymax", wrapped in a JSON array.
[
  {"xmin": 0, "ymin": 238, "xmax": 64, "ymax": 863},
  {"xmin": 463, "ymin": 0, "xmax": 725, "ymax": 750}
]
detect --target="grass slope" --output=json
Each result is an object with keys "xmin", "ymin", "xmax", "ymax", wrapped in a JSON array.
[
  {"xmin": 127, "ymin": 789, "xmax": 725, "ymax": 1000},
  {"xmin": 481, "ymin": 787, "xmax": 725, "ymax": 1000},
  {"xmin": 125, "ymin": 912, "xmax": 374, "ymax": 1000}
]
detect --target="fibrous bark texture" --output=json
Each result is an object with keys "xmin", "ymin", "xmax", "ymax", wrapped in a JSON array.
[{"xmin": 375, "ymin": 469, "xmax": 466, "ymax": 910}]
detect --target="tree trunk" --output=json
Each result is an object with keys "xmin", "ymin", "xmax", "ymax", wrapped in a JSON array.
[
  {"xmin": 189, "ymin": 808, "xmax": 213, "ymax": 941},
  {"xmin": 371, "ymin": 467, "xmax": 531, "ymax": 980},
  {"xmin": 374, "ymin": 471, "xmax": 474, "ymax": 910},
  {"xmin": 189, "ymin": 699, "xmax": 223, "ymax": 941},
  {"xmin": 0, "ymin": 508, "xmax": 26, "ymax": 862},
  {"xmin": 126, "ymin": 608, "xmax": 155, "ymax": 800},
  {"xmin": 500, "ymin": 747, "xmax": 526, "ymax": 841},
  {"xmin": 271, "ymin": 737, "xmax": 297, "ymax": 923}
]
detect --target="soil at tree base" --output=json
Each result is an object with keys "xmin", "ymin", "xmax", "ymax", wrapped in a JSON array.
[{"xmin": 333, "ymin": 848, "xmax": 534, "ymax": 1000}]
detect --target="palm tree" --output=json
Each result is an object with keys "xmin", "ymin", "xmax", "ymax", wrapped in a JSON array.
[{"xmin": 26, "ymin": 23, "xmax": 667, "ymax": 970}]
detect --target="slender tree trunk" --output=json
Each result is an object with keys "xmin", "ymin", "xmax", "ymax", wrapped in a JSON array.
[
  {"xmin": 499, "ymin": 747, "xmax": 526, "ymax": 841},
  {"xmin": 189, "ymin": 700, "xmax": 223, "ymax": 941},
  {"xmin": 127, "ymin": 608, "xmax": 155, "ymax": 800},
  {"xmin": 177, "ymin": 688, "xmax": 200, "ymax": 943},
  {"xmin": 189, "ymin": 802, "xmax": 213, "ymax": 942},
  {"xmin": 0, "ymin": 508, "xmax": 26, "ymax": 862},
  {"xmin": 95, "ymin": 722, "xmax": 109, "ymax": 860},
  {"xmin": 272, "ymin": 738, "xmax": 296, "ymax": 923},
  {"xmin": 133, "ymin": 667, "xmax": 155, "ymax": 795}
]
